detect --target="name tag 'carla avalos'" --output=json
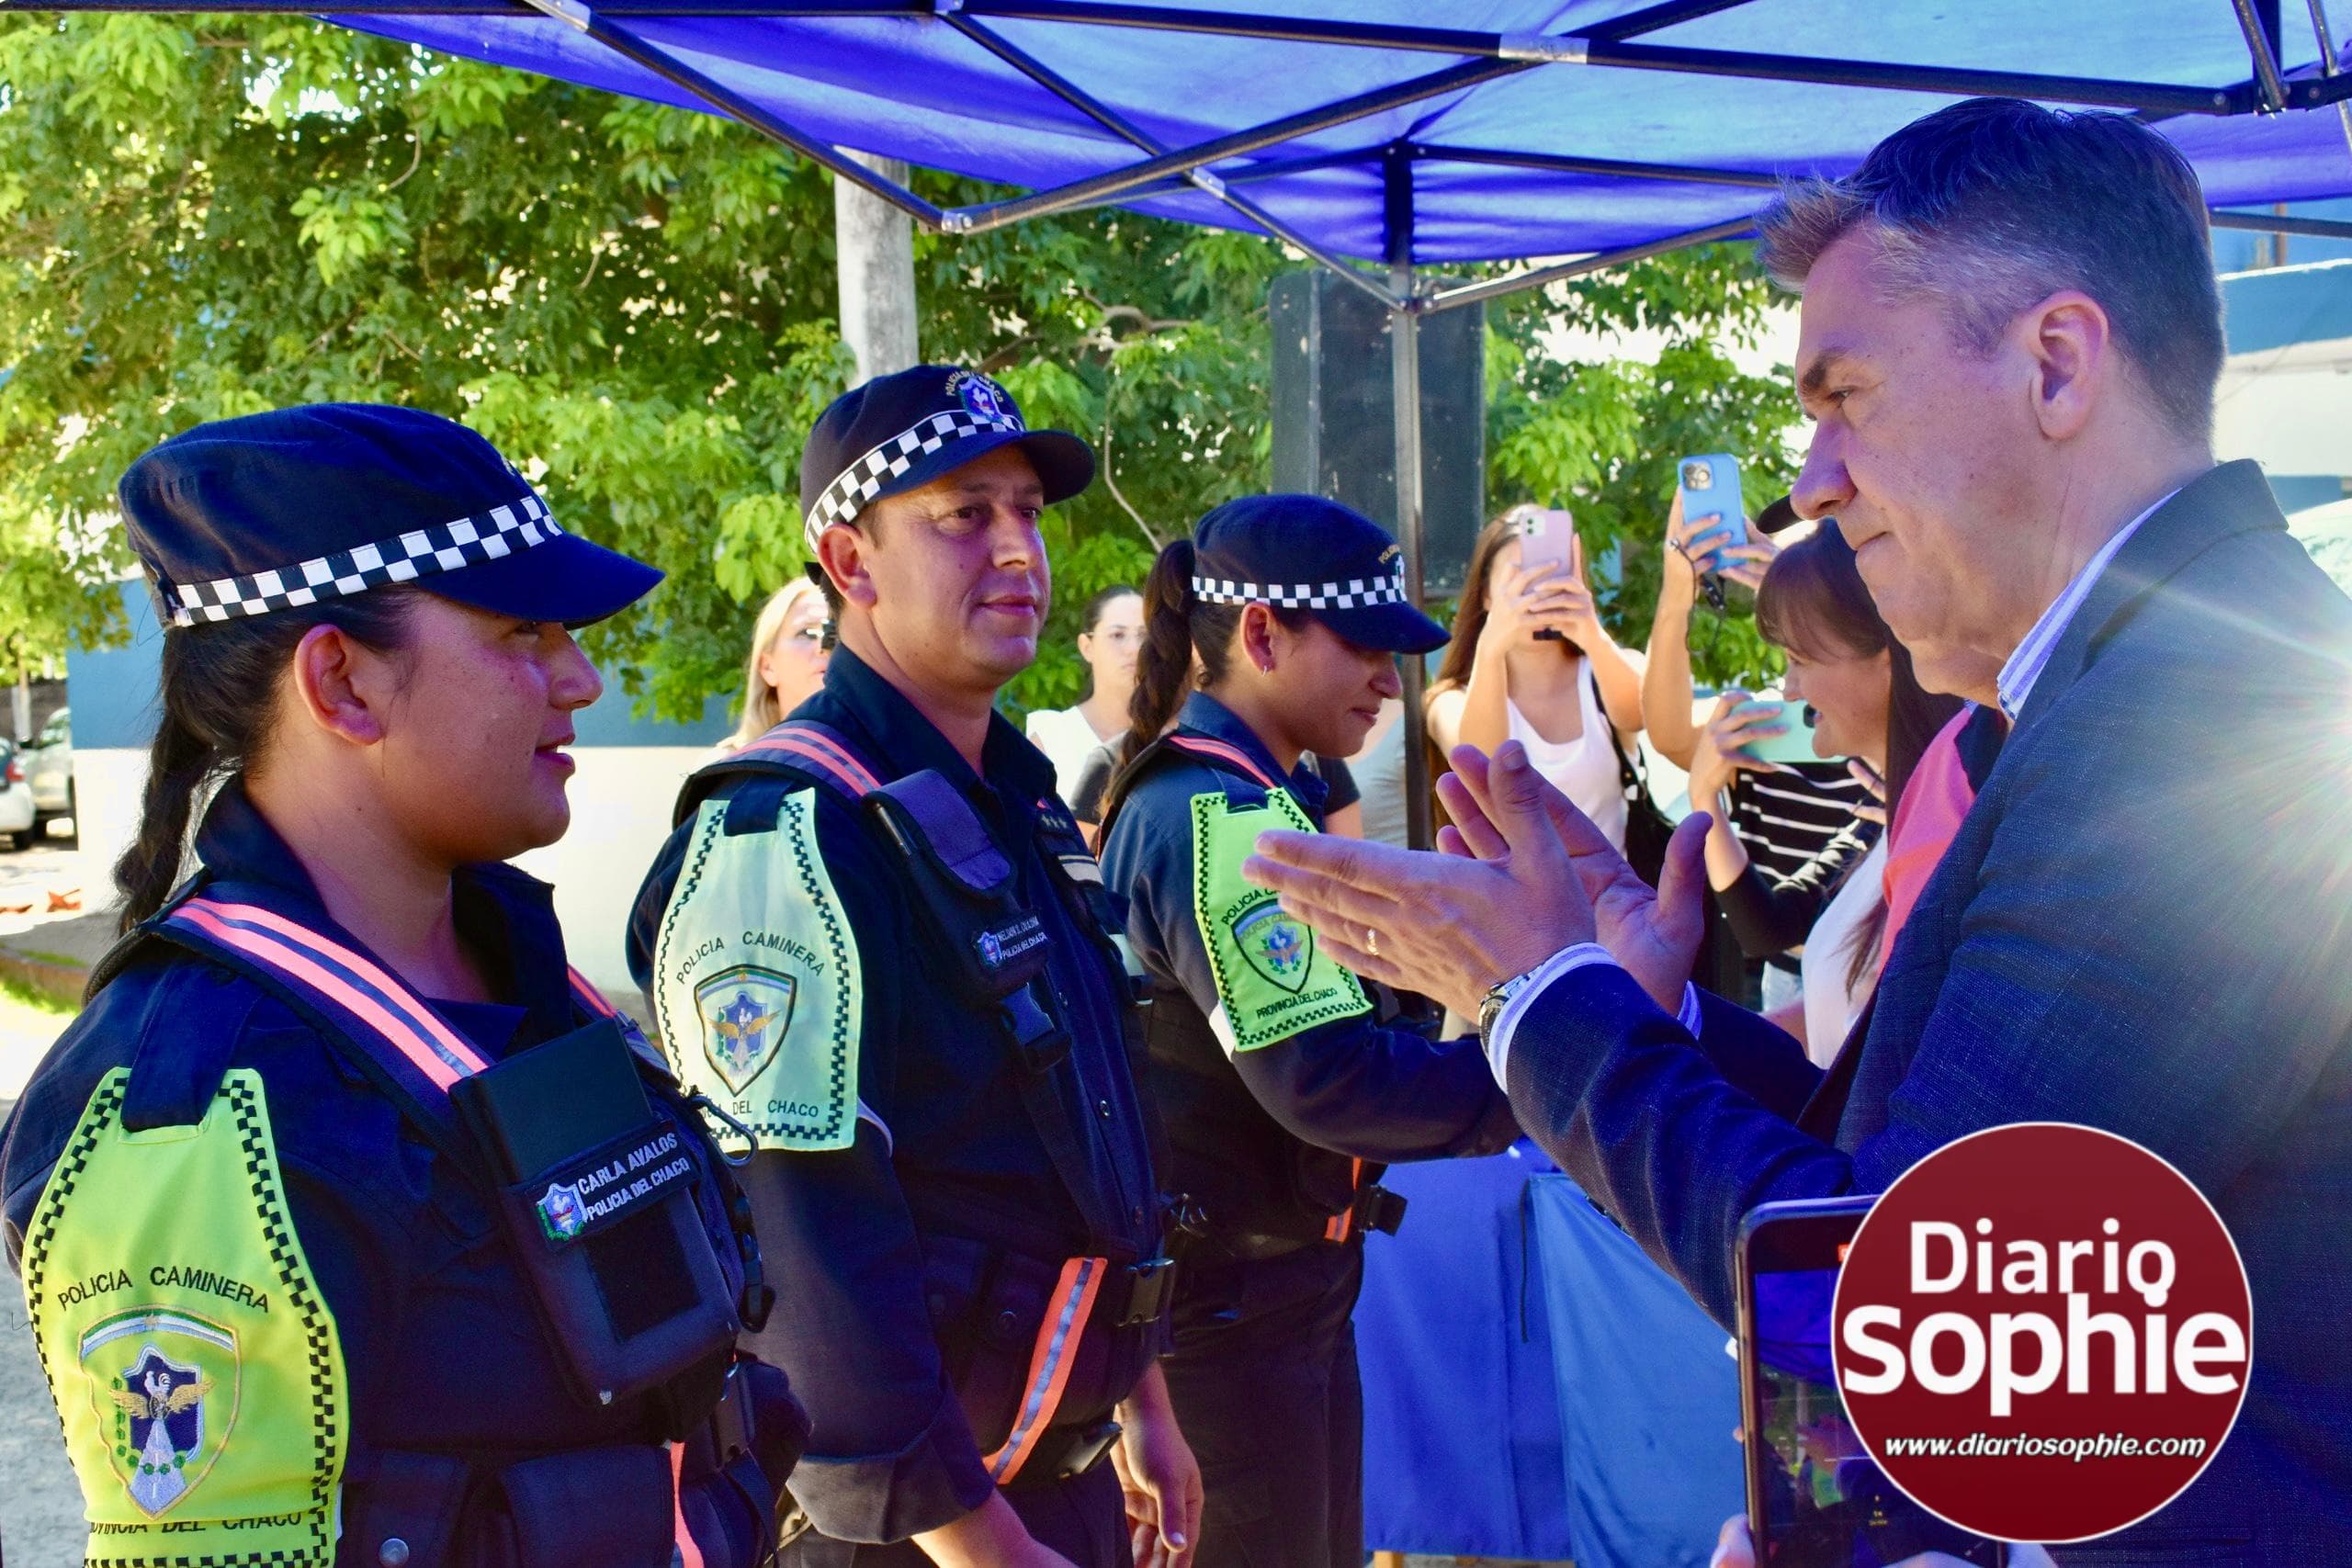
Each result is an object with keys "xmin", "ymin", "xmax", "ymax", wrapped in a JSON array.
[{"xmin": 654, "ymin": 788, "xmax": 862, "ymax": 1151}]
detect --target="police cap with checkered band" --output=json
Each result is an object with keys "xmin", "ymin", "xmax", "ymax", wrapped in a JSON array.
[
  {"xmin": 119, "ymin": 403, "xmax": 662, "ymax": 630},
  {"xmin": 798, "ymin": 365, "xmax": 1094, "ymax": 553},
  {"xmin": 1191, "ymin": 493, "xmax": 1449, "ymax": 655}
]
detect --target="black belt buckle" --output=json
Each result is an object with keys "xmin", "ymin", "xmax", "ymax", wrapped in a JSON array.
[
  {"xmin": 1355, "ymin": 1184, "xmax": 1408, "ymax": 1236},
  {"xmin": 1001, "ymin": 982, "xmax": 1071, "ymax": 1075},
  {"xmin": 1054, "ymin": 1418, "xmax": 1123, "ymax": 1482},
  {"xmin": 1112, "ymin": 1256, "xmax": 1177, "ymax": 1328}
]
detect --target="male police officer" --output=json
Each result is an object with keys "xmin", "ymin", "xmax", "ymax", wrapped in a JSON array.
[{"xmin": 629, "ymin": 367, "xmax": 1199, "ymax": 1568}]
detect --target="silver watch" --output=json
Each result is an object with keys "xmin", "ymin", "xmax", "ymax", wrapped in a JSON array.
[{"xmin": 1477, "ymin": 963, "xmax": 1546, "ymax": 1042}]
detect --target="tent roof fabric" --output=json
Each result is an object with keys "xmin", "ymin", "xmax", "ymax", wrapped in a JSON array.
[{"xmin": 295, "ymin": 0, "xmax": 2352, "ymax": 267}]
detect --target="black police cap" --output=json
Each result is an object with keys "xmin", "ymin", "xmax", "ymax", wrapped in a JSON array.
[
  {"xmin": 798, "ymin": 366, "xmax": 1093, "ymax": 551},
  {"xmin": 119, "ymin": 403, "xmax": 662, "ymax": 629},
  {"xmin": 1191, "ymin": 494, "xmax": 1450, "ymax": 656}
]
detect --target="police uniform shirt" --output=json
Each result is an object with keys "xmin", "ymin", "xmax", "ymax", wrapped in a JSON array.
[
  {"xmin": 0, "ymin": 783, "xmax": 747, "ymax": 1551},
  {"xmin": 626, "ymin": 645, "xmax": 1160, "ymax": 1544},
  {"xmin": 1102, "ymin": 692, "xmax": 1520, "ymax": 1166}
]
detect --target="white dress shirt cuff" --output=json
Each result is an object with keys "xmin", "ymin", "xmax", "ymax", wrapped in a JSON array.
[{"xmin": 1484, "ymin": 945, "xmax": 1702, "ymax": 1089}]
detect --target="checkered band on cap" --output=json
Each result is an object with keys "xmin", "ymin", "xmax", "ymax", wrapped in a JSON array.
[
  {"xmin": 1191, "ymin": 568, "xmax": 1408, "ymax": 611},
  {"xmin": 800, "ymin": 408, "xmax": 1025, "ymax": 551},
  {"xmin": 159, "ymin": 491, "xmax": 564, "ymax": 626}
]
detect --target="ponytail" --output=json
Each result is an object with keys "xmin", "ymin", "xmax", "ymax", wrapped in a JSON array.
[
  {"xmin": 1124, "ymin": 538, "xmax": 1198, "ymax": 765},
  {"xmin": 113, "ymin": 588, "xmax": 422, "ymax": 932},
  {"xmin": 113, "ymin": 694, "xmax": 220, "ymax": 935}
]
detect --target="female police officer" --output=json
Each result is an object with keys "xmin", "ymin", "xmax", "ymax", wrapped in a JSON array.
[
  {"xmin": 0, "ymin": 405, "xmax": 802, "ymax": 1567},
  {"xmin": 1096, "ymin": 496, "xmax": 1522, "ymax": 1568}
]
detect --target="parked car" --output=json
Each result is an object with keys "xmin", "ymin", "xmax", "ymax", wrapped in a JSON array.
[
  {"xmin": 25, "ymin": 705, "xmax": 71, "ymax": 836},
  {"xmin": 0, "ymin": 739, "xmax": 35, "ymax": 851}
]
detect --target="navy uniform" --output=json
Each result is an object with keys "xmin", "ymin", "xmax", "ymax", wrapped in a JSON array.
[
  {"xmin": 1098, "ymin": 496, "xmax": 1521, "ymax": 1568},
  {"xmin": 627, "ymin": 368, "xmax": 1170, "ymax": 1566},
  {"xmin": 0, "ymin": 407, "xmax": 805, "ymax": 1567}
]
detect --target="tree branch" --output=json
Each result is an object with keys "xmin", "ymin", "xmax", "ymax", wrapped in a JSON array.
[{"xmin": 1100, "ymin": 375, "xmax": 1162, "ymax": 552}]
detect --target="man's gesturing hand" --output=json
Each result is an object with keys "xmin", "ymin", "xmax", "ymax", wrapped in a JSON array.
[
  {"xmin": 1239, "ymin": 740, "xmax": 1602, "ymax": 1019},
  {"xmin": 1443, "ymin": 747, "xmax": 1713, "ymax": 1012}
]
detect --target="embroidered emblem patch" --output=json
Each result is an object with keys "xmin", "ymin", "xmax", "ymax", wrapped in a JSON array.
[
  {"xmin": 1231, "ymin": 900, "xmax": 1313, "ymax": 994},
  {"xmin": 79, "ymin": 1310, "xmax": 238, "ymax": 1519},
  {"xmin": 696, "ymin": 964, "xmax": 798, "ymax": 1095},
  {"xmin": 653, "ymin": 790, "xmax": 861, "ymax": 1151},
  {"xmin": 1189, "ymin": 786, "xmax": 1370, "ymax": 1053},
  {"xmin": 949, "ymin": 369, "xmax": 1018, "ymax": 425},
  {"xmin": 536, "ymin": 1180, "xmax": 587, "ymax": 1243}
]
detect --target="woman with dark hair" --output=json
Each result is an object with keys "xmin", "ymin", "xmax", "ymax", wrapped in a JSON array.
[
  {"xmin": 1683, "ymin": 525, "xmax": 1962, "ymax": 1057},
  {"xmin": 1096, "ymin": 495, "xmax": 1519, "ymax": 1568},
  {"xmin": 1426, "ymin": 506, "xmax": 1646, "ymax": 851},
  {"xmin": 1025, "ymin": 583, "xmax": 1144, "ymax": 799},
  {"xmin": 0, "ymin": 405, "xmax": 801, "ymax": 1567}
]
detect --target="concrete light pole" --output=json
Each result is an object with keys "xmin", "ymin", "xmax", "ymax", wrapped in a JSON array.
[{"xmin": 833, "ymin": 152, "xmax": 920, "ymax": 380}]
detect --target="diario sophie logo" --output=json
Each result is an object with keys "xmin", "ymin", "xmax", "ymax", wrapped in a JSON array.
[{"xmin": 1832, "ymin": 1123, "xmax": 2252, "ymax": 1544}]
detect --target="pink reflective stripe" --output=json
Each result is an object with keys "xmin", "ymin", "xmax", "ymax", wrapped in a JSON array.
[
  {"xmin": 1165, "ymin": 735, "xmax": 1279, "ymax": 791},
  {"xmin": 982, "ymin": 1256, "xmax": 1106, "ymax": 1484},
  {"xmin": 569, "ymin": 968, "xmax": 617, "ymax": 1019},
  {"xmin": 172, "ymin": 901, "xmax": 490, "ymax": 1091},
  {"xmin": 669, "ymin": 1441, "xmax": 706, "ymax": 1568},
  {"xmin": 738, "ymin": 728, "xmax": 882, "ymax": 795}
]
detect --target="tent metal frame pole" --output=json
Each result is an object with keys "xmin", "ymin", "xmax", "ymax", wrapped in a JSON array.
[
  {"xmin": 2232, "ymin": 0, "xmax": 2293, "ymax": 111},
  {"xmin": 1385, "ymin": 146, "xmax": 1435, "ymax": 853},
  {"xmin": 1409, "ymin": 143, "xmax": 1784, "ymax": 188},
  {"xmin": 514, "ymin": 0, "xmax": 945, "ymax": 222},
  {"xmin": 2209, "ymin": 209, "xmax": 2352, "ymax": 239},
  {"xmin": 954, "ymin": 3, "xmax": 2249, "ymax": 114},
  {"xmin": 939, "ymin": 56, "xmax": 1526, "ymax": 234},
  {"xmin": 1420, "ymin": 216, "xmax": 1761, "ymax": 314},
  {"xmin": 943, "ymin": 13, "xmax": 1402, "ymax": 307},
  {"xmin": 2305, "ymin": 0, "xmax": 2352, "ymax": 163}
]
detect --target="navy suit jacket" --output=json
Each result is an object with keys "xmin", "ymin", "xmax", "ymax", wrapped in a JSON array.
[{"xmin": 1507, "ymin": 462, "xmax": 2352, "ymax": 1558}]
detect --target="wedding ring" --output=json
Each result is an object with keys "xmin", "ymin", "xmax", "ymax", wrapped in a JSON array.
[{"xmin": 1364, "ymin": 927, "xmax": 1381, "ymax": 957}]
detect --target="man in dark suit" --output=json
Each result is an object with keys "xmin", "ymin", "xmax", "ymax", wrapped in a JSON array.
[{"xmin": 1240, "ymin": 97, "xmax": 2352, "ymax": 1559}]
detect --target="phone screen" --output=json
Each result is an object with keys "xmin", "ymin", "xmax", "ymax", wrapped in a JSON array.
[{"xmin": 1741, "ymin": 1204, "xmax": 2007, "ymax": 1567}]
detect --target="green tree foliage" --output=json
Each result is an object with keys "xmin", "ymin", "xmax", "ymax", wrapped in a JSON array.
[{"xmin": 0, "ymin": 14, "xmax": 1794, "ymax": 728}]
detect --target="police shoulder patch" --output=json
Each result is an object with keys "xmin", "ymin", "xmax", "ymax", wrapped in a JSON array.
[
  {"xmin": 1189, "ymin": 788, "xmax": 1369, "ymax": 1054},
  {"xmin": 652, "ymin": 789, "xmax": 862, "ymax": 1152}
]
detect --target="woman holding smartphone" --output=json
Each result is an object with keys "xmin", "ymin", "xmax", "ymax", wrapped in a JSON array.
[
  {"xmin": 1425, "ymin": 506, "xmax": 1646, "ymax": 852},
  {"xmin": 1684, "ymin": 525, "xmax": 1960, "ymax": 1057}
]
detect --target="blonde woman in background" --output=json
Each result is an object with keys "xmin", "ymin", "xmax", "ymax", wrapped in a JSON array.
[{"xmin": 723, "ymin": 576, "xmax": 831, "ymax": 752}]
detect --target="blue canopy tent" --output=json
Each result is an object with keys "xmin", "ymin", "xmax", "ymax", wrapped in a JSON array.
[{"xmin": 16, "ymin": 0, "xmax": 2352, "ymax": 843}]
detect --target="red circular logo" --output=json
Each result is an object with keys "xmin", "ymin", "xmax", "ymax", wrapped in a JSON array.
[{"xmin": 1832, "ymin": 1122, "xmax": 2251, "ymax": 1543}]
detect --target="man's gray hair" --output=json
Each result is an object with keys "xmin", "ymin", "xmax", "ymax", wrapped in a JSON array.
[{"xmin": 1757, "ymin": 98, "xmax": 2223, "ymax": 442}]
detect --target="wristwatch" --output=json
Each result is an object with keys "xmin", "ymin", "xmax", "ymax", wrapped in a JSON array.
[{"xmin": 1477, "ymin": 963, "xmax": 1547, "ymax": 1043}]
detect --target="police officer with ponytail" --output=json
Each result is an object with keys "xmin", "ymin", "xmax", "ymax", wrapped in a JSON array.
[
  {"xmin": 1, "ymin": 405, "xmax": 804, "ymax": 1567},
  {"xmin": 1097, "ymin": 496, "xmax": 1521, "ymax": 1568},
  {"xmin": 628, "ymin": 367, "xmax": 1198, "ymax": 1568}
]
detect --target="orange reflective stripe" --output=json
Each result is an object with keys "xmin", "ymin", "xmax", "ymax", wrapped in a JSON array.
[
  {"xmin": 738, "ymin": 725, "xmax": 883, "ymax": 795},
  {"xmin": 1164, "ymin": 734, "xmax": 1280, "ymax": 791},
  {"xmin": 669, "ymin": 1441, "xmax": 706, "ymax": 1568},
  {"xmin": 173, "ymin": 898, "xmax": 491, "ymax": 1090},
  {"xmin": 1324, "ymin": 1157, "xmax": 1365, "ymax": 1244},
  {"xmin": 981, "ymin": 1257, "xmax": 1106, "ymax": 1484}
]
